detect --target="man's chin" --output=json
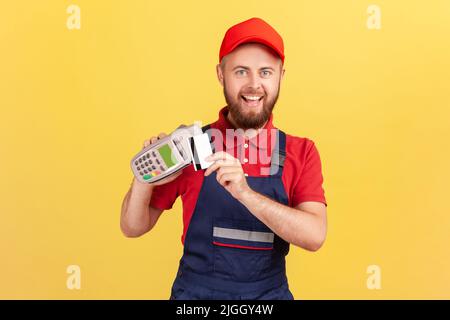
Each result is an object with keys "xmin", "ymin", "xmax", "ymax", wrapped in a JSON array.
[
  {"xmin": 230, "ymin": 108, "xmax": 271, "ymax": 129},
  {"xmin": 238, "ymin": 107, "xmax": 262, "ymax": 119}
]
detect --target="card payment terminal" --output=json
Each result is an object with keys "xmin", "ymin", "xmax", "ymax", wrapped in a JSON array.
[{"xmin": 130, "ymin": 124, "xmax": 213, "ymax": 184}]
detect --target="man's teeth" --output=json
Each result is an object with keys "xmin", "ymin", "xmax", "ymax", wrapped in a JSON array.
[{"xmin": 243, "ymin": 96, "xmax": 262, "ymax": 101}]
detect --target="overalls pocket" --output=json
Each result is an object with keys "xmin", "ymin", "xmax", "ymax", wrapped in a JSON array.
[{"xmin": 212, "ymin": 217, "xmax": 275, "ymax": 281}]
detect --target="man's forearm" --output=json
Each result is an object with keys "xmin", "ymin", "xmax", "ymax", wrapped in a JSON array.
[
  {"xmin": 238, "ymin": 189, "xmax": 326, "ymax": 251},
  {"xmin": 120, "ymin": 179, "xmax": 154, "ymax": 236}
]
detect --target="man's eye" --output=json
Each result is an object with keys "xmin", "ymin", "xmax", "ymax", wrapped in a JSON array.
[
  {"xmin": 261, "ymin": 70, "xmax": 272, "ymax": 77},
  {"xmin": 236, "ymin": 70, "xmax": 247, "ymax": 76}
]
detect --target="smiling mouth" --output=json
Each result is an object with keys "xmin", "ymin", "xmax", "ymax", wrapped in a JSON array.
[
  {"xmin": 241, "ymin": 95, "xmax": 264, "ymax": 102},
  {"xmin": 240, "ymin": 95, "xmax": 264, "ymax": 108}
]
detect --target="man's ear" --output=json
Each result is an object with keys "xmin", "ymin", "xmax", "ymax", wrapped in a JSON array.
[
  {"xmin": 280, "ymin": 67, "xmax": 285, "ymax": 83},
  {"xmin": 216, "ymin": 63, "xmax": 224, "ymax": 87}
]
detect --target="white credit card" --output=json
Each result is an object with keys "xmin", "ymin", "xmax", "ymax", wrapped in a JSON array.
[{"xmin": 190, "ymin": 133, "xmax": 214, "ymax": 170}]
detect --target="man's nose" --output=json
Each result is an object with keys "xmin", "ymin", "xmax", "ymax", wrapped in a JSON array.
[{"xmin": 247, "ymin": 72, "xmax": 262, "ymax": 90}]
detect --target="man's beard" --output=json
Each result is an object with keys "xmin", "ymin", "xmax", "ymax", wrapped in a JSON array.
[{"xmin": 223, "ymin": 79, "xmax": 280, "ymax": 130}]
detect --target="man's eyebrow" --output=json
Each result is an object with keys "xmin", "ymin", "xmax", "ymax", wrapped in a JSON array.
[
  {"xmin": 232, "ymin": 66, "xmax": 276, "ymax": 71},
  {"xmin": 232, "ymin": 65, "xmax": 250, "ymax": 70}
]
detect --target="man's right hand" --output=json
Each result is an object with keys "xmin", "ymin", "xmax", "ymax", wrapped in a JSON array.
[
  {"xmin": 136, "ymin": 132, "xmax": 182, "ymax": 187},
  {"xmin": 121, "ymin": 132, "xmax": 183, "ymax": 237}
]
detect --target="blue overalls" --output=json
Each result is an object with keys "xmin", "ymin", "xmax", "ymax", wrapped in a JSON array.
[{"xmin": 170, "ymin": 125, "xmax": 294, "ymax": 300}]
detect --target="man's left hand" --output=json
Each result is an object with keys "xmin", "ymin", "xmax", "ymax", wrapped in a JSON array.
[{"xmin": 204, "ymin": 151, "xmax": 252, "ymax": 201}]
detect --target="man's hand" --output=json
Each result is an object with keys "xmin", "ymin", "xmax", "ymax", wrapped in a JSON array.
[
  {"xmin": 141, "ymin": 132, "xmax": 182, "ymax": 187},
  {"xmin": 120, "ymin": 132, "xmax": 181, "ymax": 238},
  {"xmin": 204, "ymin": 151, "xmax": 252, "ymax": 201},
  {"xmin": 203, "ymin": 152, "xmax": 327, "ymax": 251}
]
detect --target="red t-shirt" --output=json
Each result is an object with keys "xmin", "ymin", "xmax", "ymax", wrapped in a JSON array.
[{"xmin": 150, "ymin": 107, "xmax": 327, "ymax": 244}]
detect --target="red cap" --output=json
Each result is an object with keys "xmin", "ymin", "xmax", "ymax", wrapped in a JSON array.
[{"xmin": 219, "ymin": 17, "xmax": 285, "ymax": 64}]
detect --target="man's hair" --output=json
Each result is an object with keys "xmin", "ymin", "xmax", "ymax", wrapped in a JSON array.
[{"xmin": 219, "ymin": 55, "xmax": 228, "ymax": 70}]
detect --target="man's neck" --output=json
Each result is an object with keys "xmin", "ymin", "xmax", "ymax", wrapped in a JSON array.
[{"xmin": 226, "ymin": 110, "xmax": 268, "ymax": 139}]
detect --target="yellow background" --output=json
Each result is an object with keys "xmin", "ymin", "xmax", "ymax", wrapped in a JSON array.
[{"xmin": 1, "ymin": 1, "xmax": 449, "ymax": 299}]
